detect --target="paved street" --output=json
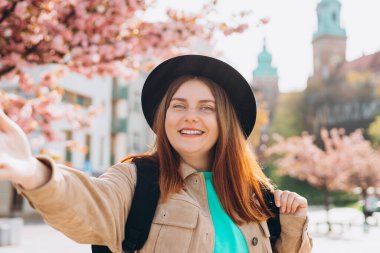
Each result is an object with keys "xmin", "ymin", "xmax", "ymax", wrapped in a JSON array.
[{"xmin": 0, "ymin": 207, "xmax": 379, "ymax": 253}]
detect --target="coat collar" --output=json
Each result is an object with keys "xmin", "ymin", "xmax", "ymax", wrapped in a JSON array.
[{"xmin": 178, "ymin": 162, "xmax": 199, "ymax": 180}]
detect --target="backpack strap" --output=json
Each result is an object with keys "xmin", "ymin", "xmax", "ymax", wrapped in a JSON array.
[
  {"xmin": 91, "ymin": 245, "xmax": 112, "ymax": 253},
  {"xmin": 262, "ymin": 188, "xmax": 281, "ymax": 249},
  {"xmin": 122, "ymin": 158, "xmax": 160, "ymax": 252},
  {"xmin": 91, "ymin": 160, "xmax": 279, "ymax": 252},
  {"xmin": 91, "ymin": 157, "xmax": 160, "ymax": 253}
]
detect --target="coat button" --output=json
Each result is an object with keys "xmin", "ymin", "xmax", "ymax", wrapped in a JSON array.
[{"xmin": 251, "ymin": 237, "xmax": 258, "ymax": 246}]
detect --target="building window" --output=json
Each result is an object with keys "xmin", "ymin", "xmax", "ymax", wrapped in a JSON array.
[
  {"xmin": 85, "ymin": 134, "xmax": 91, "ymax": 161},
  {"xmin": 134, "ymin": 91, "xmax": 140, "ymax": 112},
  {"xmin": 110, "ymin": 135, "xmax": 116, "ymax": 165},
  {"xmin": 65, "ymin": 130, "xmax": 73, "ymax": 163},
  {"xmin": 133, "ymin": 132, "xmax": 140, "ymax": 152},
  {"xmin": 77, "ymin": 94, "xmax": 92, "ymax": 107},
  {"xmin": 62, "ymin": 90, "xmax": 92, "ymax": 107}
]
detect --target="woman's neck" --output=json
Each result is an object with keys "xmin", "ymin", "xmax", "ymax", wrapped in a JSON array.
[{"xmin": 180, "ymin": 154, "xmax": 211, "ymax": 172}]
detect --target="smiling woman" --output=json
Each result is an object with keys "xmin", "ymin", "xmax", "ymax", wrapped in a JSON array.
[
  {"xmin": 165, "ymin": 78, "xmax": 219, "ymax": 171},
  {"xmin": 0, "ymin": 55, "xmax": 312, "ymax": 253}
]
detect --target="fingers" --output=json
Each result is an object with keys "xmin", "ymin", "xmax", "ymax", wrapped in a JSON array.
[
  {"xmin": 0, "ymin": 152, "xmax": 11, "ymax": 181},
  {"xmin": 0, "ymin": 109, "xmax": 18, "ymax": 133},
  {"xmin": 0, "ymin": 152, "xmax": 11, "ymax": 166},
  {"xmin": 285, "ymin": 192, "xmax": 296, "ymax": 213},
  {"xmin": 279, "ymin": 191, "xmax": 290, "ymax": 213},
  {"xmin": 274, "ymin": 190, "xmax": 308, "ymax": 216},
  {"xmin": 274, "ymin": 190, "xmax": 282, "ymax": 207},
  {"xmin": 0, "ymin": 110, "xmax": 26, "ymax": 140},
  {"xmin": 0, "ymin": 168, "xmax": 11, "ymax": 181},
  {"xmin": 0, "ymin": 153, "xmax": 37, "ymax": 185}
]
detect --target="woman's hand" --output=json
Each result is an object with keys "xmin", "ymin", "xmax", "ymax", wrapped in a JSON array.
[
  {"xmin": 0, "ymin": 109, "xmax": 51, "ymax": 190},
  {"xmin": 274, "ymin": 190, "xmax": 308, "ymax": 217}
]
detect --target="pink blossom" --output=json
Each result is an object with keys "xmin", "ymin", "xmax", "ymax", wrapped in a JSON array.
[
  {"xmin": 266, "ymin": 129, "xmax": 380, "ymax": 192},
  {"xmin": 0, "ymin": 0, "xmax": 9, "ymax": 9},
  {"xmin": 14, "ymin": 2, "xmax": 29, "ymax": 19},
  {"xmin": 0, "ymin": 0, "xmax": 252, "ymax": 144}
]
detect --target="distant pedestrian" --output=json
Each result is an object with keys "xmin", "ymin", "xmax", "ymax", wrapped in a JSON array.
[{"xmin": 364, "ymin": 193, "xmax": 378, "ymax": 220}]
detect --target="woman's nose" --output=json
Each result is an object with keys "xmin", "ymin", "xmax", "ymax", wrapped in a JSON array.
[{"xmin": 184, "ymin": 108, "xmax": 199, "ymax": 122}]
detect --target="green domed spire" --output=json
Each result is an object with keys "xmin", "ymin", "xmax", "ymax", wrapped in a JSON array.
[
  {"xmin": 253, "ymin": 38, "xmax": 277, "ymax": 77},
  {"xmin": 313, "ymin": 0, "xmax": 346, "ymax": 39}
]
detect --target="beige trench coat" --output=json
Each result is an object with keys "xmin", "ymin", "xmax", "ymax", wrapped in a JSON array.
[{"xmin": 15, "ymin": 156, "xmax": 313, "ymax": 253}]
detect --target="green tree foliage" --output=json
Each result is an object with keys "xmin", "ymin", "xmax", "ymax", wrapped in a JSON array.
[
  {"xmin": 368, "ymin": 115, "xmax": 380, "ymax": 147},
  {"xmin": 269, "ymin": 92, "xmax": 304, "ymax": 138}
]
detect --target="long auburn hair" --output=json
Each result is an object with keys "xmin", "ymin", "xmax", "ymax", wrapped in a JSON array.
[{"xmin": 122, "ymin": 75, "xmax": 274, "ymax": 224}]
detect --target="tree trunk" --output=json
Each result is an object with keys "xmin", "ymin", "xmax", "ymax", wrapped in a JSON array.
[
  {"xmin": 361, "ymin": 188, "xmax": 370, "ymax": 232},
  {"xmin": 362, "ymin": 188, "xmax": 368, "ymax": 219},
  {"xmin": 323, "ymin": 187, "xmax": 332, "ymax": 232}
]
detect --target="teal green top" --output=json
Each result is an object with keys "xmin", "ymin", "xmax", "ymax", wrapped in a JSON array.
[{"xmin": 201, "ymin": 171, "xmax": 249, "ymax": 253}]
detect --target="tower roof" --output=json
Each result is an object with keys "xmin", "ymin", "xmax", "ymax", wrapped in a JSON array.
[
  {"xmin": 253, "ymin": 39, "xmax": 278, "ymax": 78},
  {"xmin": 313, "ymin": 0, "xmax": 346, "ymax": 40}
]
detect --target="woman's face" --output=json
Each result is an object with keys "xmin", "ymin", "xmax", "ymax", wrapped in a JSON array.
[{"xmin": 165, "ymin": 79, "xmax": 219, "ymax": 163}]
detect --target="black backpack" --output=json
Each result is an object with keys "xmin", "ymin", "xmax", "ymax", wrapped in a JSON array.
[{"xmin": 91, "ymin": 158, "xmax": 280, "ymax": 253}]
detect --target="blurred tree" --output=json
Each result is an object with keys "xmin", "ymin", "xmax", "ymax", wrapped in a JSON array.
[
  {"xmin": 266, "ymin": 128, "xmax": 380, "ymax": 231},
  {"xmin": 248, "ymin": 90, "xmax": 269, "ymax": 149},
  {"xmin": 0, "ymin": 68, "xmax": 102, "ymax": 142},
  {"xmin": 0, "ymin": 0, "xmax": 253, "ymax": 140},
  {"xmin": 368, "ymin": 115, "xmax": 380, "ymax": 147},
  {"xmin": 248, "ymin": 106, "xmax": 268, "ymax": 148},
  {"xmin": 269, "ymin": 92, "xmax": 304, "ymax": 138},
  {"xmin": 0, "ymin": 0, "xmax": 250, "ymax": 79}
]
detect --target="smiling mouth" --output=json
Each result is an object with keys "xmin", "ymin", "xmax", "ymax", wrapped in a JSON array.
[{"xmin": 178, "ymin": 129, "xmax": 205, "ymax": 136}]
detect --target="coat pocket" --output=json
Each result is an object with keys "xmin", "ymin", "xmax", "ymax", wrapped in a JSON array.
[{"xmin": 140, "ymin": 198, "xmax": 199, "ymax": 253}]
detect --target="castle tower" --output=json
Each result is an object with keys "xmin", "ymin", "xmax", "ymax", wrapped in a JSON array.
[
  {"xmin": 252, "ymin": 38, "xmax": 279, "ymax": 119},
  {"xmin": 312, "ymin": 0, "xmax": 347, "ymax": 79}
]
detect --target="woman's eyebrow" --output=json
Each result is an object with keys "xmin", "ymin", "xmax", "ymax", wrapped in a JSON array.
[
  {"xmin": 199, "ymin": 99, "xmax": 215, "ymax": 104},
  {"xmin": 170, "ymin": 97, "xmax": 186, "ymax": 102},
  {"xmin": 170, "ymin": 98, "xmax": 215, "ymax": 104}
]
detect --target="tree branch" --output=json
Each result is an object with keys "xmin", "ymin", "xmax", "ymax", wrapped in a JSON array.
[
  {"xmin": 0, "ymin": 65, "xmax": 16, "ymax": 77},
  {"xmin": 0, "ymin": 41, "xmax": 42, "ymax": 78},
  {"xmin": 62, "ymin": 6, "xmax": 75, "ymax": 24},
  {"xmin": 0, "ymin": 1, "xmax": 19, "ymax": 24}
]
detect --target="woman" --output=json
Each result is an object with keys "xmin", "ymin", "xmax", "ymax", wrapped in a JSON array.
[{"xmin": 0, "ymin": 55, "xmax": 312, "ymax": 253}]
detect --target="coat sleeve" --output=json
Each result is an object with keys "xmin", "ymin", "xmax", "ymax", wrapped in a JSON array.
[
  {"xmin": 274, "ymin": 214, "xmax": 313, "ymax": 253},
  {"xmin": 13, "ymin": 155, "xmax": 136, "ymax": 253}
]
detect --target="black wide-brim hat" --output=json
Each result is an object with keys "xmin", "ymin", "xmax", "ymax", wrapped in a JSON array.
[{"xmin": 141, "ymin": 55, "xmax": 257, "ymax": 138}]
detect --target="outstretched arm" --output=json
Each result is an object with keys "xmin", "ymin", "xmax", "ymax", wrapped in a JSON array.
[{"xmin": 0, "ymin": 109, "xmax": 136, "ymax": 253}]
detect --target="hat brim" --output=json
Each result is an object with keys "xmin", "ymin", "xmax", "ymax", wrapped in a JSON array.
[{"xmin": 141, "ymin": 55, "xmax": 257, "ymax": 138}]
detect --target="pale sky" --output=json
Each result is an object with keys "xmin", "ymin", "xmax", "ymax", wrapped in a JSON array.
[{"xmin": 153, "ymin": 0, "xmax": 380, "ymax": 92}]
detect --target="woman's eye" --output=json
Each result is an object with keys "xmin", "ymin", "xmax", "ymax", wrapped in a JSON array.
[
  {"xmin": 201, "ymin": 106, "xmax": 215, "ymax": 111},
  {"xmin": 173, "ymin": 104, "xmax": 185, "ymax": 109}
]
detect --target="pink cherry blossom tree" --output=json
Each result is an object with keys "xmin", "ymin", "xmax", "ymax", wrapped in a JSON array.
[
  {"xmin": 0, "ymin": 68, "xmax": 103, "ymax": 143},
  {"xmin": 266, "ymin": 128, "xmax": 380, "ymax": 231},
  {"xmin": 0, "ymin": 0, "xmax": 255, "ymax": 141},
  {"xmin": 0, "ymin": 0, "xmax": 251, "ymax": 79}
]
